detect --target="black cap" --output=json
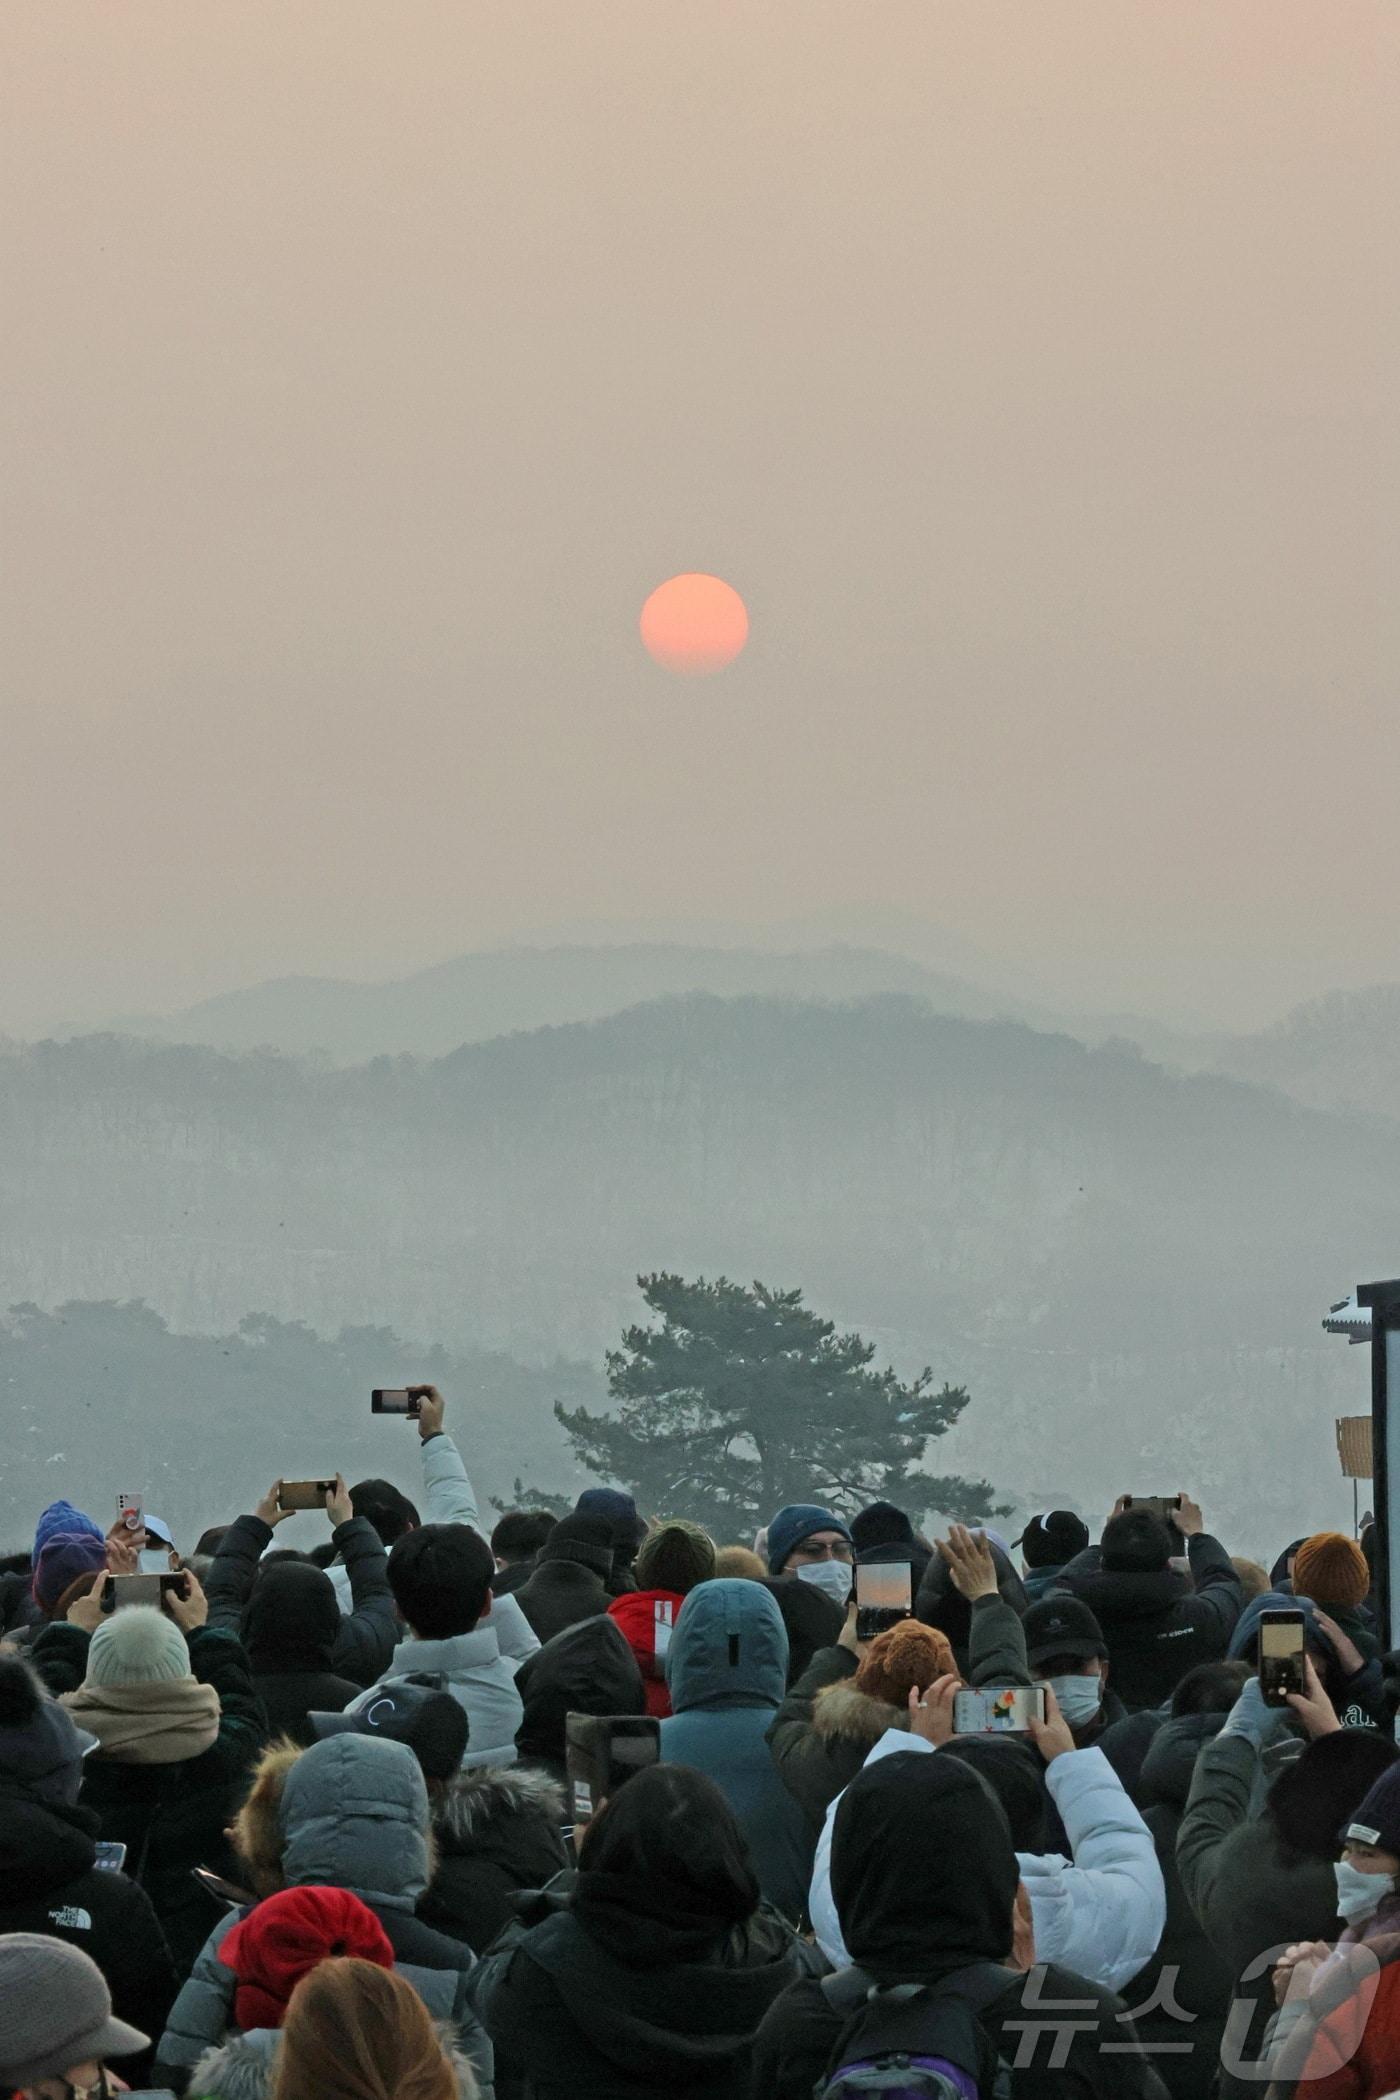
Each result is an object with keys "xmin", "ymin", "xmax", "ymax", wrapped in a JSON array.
[
  {"xmin": 309, "ymin": 1674, "xmax": 468, "ymax": 1780},
  {"xmin": 1023, "ymin": 1595, "xmax": 1107, "ymax": 1671},
  {"xmin": 1015, "ymin": 1511, "xmax": 1090, "ymax": 1570}
]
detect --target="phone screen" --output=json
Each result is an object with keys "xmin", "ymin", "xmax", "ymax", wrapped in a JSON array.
[
  {"xmin": 277, "ymin": 1479, "xmax": 334, "ymax": 1511},
  {"xmin": 953, "ymin": 1684, "xmax": 1048, "ymax": 1734},
  {"xmin": 1259, "ymin": 1613, "xmax": 1305, "ymax": 1705},
  {"xmin": 94, "ymin": 1840, "xmax": 128, "ymax": 1871},
  {"xmin": 371, "ymin": 1388, "xmax": 420, "ymax": 1416},
  {"xmin": 855, "ymin": 1560, "xmax": 913, "ymax": 1642}
]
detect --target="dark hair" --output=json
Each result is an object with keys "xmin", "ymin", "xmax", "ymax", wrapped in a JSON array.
[
  {"xmin": 491, "ymin": 1510, "xmax": 557, "ymax": 1562},
  {"xmin": 350, "ymin": 1479, "xmax": 421, "ymax": 1549},
  {"xmin": 1171, "ymin": 1660, "xmax": 1251, "ymax": 1717},
  {"xmin": 1101, "ymin": 1508, "xmax": 1174, "ymax": 1573},
  {"xmin": 388, "ymin": 1523, "xmax": 493, "ymax": 1639},
  {"xmin": 578, "ymin": 1762, "xmax": 759, "ymax": 1926},
  {"xmin": 1267, "ymin": 1731, "xmax": 1400, "ymax": 1862}
]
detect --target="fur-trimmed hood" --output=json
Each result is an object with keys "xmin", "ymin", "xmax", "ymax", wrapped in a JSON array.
[
  {"xmin": 434, "ymin": 1760, "xmax": 565, "ymax": 1846},
  {"xmin": 189, "ymin": 2021, "xmax": 479, "ymax": 2100},
  {"xmin": 810, "ymin": 1676, "xmax": 905, "ymax": 1751}
]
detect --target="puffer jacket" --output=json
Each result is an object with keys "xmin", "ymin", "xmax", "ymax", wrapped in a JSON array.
[
  {"xmin": 606, "ymin": 1588, "xmax": 686, "ymax": 1718},
  {"xmin": 189, "ymin": 2021, "xmax": 481, "ymax": 2100},
  {"xmin": 1120, "ymin": 1711, "xmax": 1236, "ymax": 2100},
  {"xmin": 31, "ymin": 1620, "xmax": 266, "ymax": 1976},
  {"xmin": 660, "ymin": 1580, "xmax": 813, "ymax": 1919},
  {"xmin": 765, "ymin": 1645, "xmax": 912, "ymax": 1827},
  {"xmin": 420, "ymin": 1763, "xmax": 569, "ymax": 1956},
  {"xmin": 1056, "ymin": 1534, "xmax": 1244, "ymax": 1712},
  {"xmin": 352, "ymin": 1624, "xmax": 525, "ymax": 1771},
  {"xmin": 809, "ymin": 1730, "xmax": 1166, "ymax": 1996},
  {"xmin": 154, "ymin": 1734, "xmax": 493, "ymax": 2098}
]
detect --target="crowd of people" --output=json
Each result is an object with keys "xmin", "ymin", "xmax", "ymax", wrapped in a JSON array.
[{"xmin": 1, "ymin": 1385, "xmax": 1398, "ymax": 2098}]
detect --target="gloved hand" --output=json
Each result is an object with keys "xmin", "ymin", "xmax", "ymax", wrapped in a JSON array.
[{"xmin": 1218, "ymin": 1673, "xmax": 1287, "ymax": 1747}]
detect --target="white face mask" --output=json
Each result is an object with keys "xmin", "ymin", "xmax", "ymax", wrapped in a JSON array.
[
  {"xmin": 1335, "ymin": 1859, "xmax": 1394, "ymax": 1927},
  {"xmin": 1048, "ymin": 1673, "xmax": 1103, "ymax": 1729},
  {"xmin": 796, "ymin": 1559, "xmax": 853, "ymax": 1608}
]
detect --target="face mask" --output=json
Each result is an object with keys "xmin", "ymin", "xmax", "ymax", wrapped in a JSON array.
[
  {"xmin": 796, "ymin": 1559, "xmax": 853, "ymax": 1607},
  {"xmin": 1335, "ymin": 1859, "xmax": 1394, "ymax": 1927},
  {"xmin": 1048, "ymin": 1673, "xmax": 1103, "ymax": 1728}
]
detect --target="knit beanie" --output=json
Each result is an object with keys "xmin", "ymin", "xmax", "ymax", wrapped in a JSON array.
[
  {"xmin": 574, "ymin": 1488, "xmax": 647, "ymax": 1549},
  {"xmin": 1293, "ymin": 1532, "xmax": 1371, "ymax": 1612},
  {"xmin": 635, "ymin": 1520, "xmax": 717, "ymax": 1597},
  {"xmin": 849, "ymin": 1502, "xmax": 916, "ymax": 1555},
  {"xmin": 85, "ymin": 1604, "xmax": 191, "ymax": 1687},
  {"xmin": 766, "ymin": 1504, "xmax": 853, "ymax": 1574},
  {"xmin": 32, "ymin": 1531, "xmax": 108, "ymax": 1616},
  {"xmin": 854, "ymin": 1619, "xmax": 957, "ymax": 1706},
  {"xmin": 0, "ymin": 1655, "xmax": 95, "ymax": 1806},
  {"xmin": 220, "ymin": 1886, "xmax": 394, "ymax": 2031},
  {"xmin": 1343, "ymin": 1758, "xmax": 1400, "ymax": 1859},
  {"xmin": 33, "ymin": 1499, "xmax": 105, "ymax": 1559},
  {"xmin": 0, "ymin": 1934, "xmax": 148, "ymax": 2087},
  {"xmin": 538, "ymin": 1515, "xmax": 615, "ymax": 1577}
]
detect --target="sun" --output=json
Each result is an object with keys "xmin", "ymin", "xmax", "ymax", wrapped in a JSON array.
[{"xmin": 639, "ymin": 573, "xmax": 749, "ymax": 676}]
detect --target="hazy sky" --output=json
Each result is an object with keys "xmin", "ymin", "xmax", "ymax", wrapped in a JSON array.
[{"xmin": 3, "ymin": 2, "xmax": 1394, "ymax": 1033}]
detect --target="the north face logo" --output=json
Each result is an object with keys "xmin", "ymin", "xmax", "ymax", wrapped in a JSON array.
[{"xmin": 48, "ymin": 1906, "xmax": 92, "ymax": 1931}]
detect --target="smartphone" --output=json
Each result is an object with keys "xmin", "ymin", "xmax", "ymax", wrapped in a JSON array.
[
  {"xmin": 116, "ymin": 1492, "xmax": 144, "ymax": 1535},
  {"xmin": 565, "ymin": 1713, "xmax": 660, "ymax": 1822},
  {"xmin": 953, "ymin": 1684, "xmax": 1049, "ymax": 1734},
  {"xmin": 101, "ymin": 1572, "xmax": 187, "ymax": 1614},
  {"xmin": 277, "ymin": 1478, "xmax": 336, "ymax": 1512},
  {"xmin": 371, "ymin": 1388, "xmax": 421, "ymax": 1417},
  {"xmin": 190, "ymin": 1865, "xmax": 253, "ymax": 1911},
  {"xmin": 1258, "ymin": 1607, "xmax": 1306, "ymax": 1707},
  {"xmin": 93, "ymin": 1840, "xmax": 128, "ymax": 1871},
  {"xmin": 1124, "ymin": 1496, "xmax": 1182, "ymax": 1522},
  {"xmin": 855, "ymin": 1560, "xmax": 914, "ymax": 1643}
]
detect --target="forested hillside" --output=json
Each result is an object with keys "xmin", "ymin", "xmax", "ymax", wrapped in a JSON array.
[{"xmin": 2, "ymin": 994, "xmax": 1391, "ymax": 1546}]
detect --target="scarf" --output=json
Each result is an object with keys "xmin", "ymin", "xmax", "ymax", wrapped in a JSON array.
[{"xmin": 61, "ymin": 1677, "xmax": 221, "ymax": 1764}]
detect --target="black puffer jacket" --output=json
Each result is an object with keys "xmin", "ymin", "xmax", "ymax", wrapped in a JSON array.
[
  {"xmin": 204, "ymin": 1512, "xmax": 398, "ymax": 1691},
  {"xmin": 514, "ymin": 1561, "xmax": 614, "ymax": 1647},
  {"xmin": 514, "ymin": 1616, "xmax": 646, "ymax": 1788},
  {"xmin": 421, "ymin": 1762, "xmax": 570, "ymax": 1955},
  {"xmin": 1056, "ymin": 1534, "xmax": 1244, "ymax": 1711},
  {"xmin": 1120, "ymin": 1712, "xmax": 1235, "ymax": 2100},
  {"xmin": 0, "ymin": 1784, "xmax": 179, "ymax": 2080}
]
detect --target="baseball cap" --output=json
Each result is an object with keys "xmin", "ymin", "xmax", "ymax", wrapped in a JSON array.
[
  {"xmin": 1014, "ymin": 1510, "xmax": 1090, "ymax": 1569},
  {"xmin": 308, "ymin": 1674, "xmax": 468, "ymax": 1780},
  {"xmin": 1023, "ymin": 1595, "xmax": 1108, "ymax": 1671}
]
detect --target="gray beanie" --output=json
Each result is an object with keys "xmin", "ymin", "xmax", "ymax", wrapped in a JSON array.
[
  {"xmin": 86, "ymin": 1605, "xmax": 190, "ymax": 1687},
  {"xmin": 0, "ymin": 1933, "xmax": 148, "ymax": 2085}
]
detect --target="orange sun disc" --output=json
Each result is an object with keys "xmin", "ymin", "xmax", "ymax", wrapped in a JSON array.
[{"xmin": 639, "ymin": 572, "xmax": 749, "ymax": 675}]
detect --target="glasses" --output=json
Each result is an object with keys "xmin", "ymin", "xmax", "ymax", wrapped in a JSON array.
[{"xmin": 790, "ymin": 1538, "xmax": 853, "ymax": 1563}]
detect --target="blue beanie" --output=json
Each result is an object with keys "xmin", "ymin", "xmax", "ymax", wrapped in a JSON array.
[
  {"xmin": 575, "ymin": 1488, "xmax": 644, "ymax": 1542},
  {"xmin": 767, "ymin": 1503, "xmax": 852, "ymax": 1574},
  {"xmin": 33, "ymin": 1500, "xmax": 104, "ymax": 1560}
]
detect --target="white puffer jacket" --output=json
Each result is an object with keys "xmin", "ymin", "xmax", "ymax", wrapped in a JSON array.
[{"xmin": 809, "ymin": 1729, "xmax": 1166, "ymax": 1994}]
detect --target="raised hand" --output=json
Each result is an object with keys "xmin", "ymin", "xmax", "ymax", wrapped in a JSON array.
[
  {"xmin": 908, "ymin": 1673, "xmax": 960, "ymax": 1747},
  {"xmin": 326, "ymin": 1472, "xmax": 353, "ymax": 1529},
  {"xmin": 408, "ymin": 1384, "xmax": 445, "ymax": 1441},
  {"xmin": 254, "ymin": 1481, "xmax": 294, "ymax": 1529},
  {"xmin": 938, "ymin": 1523, "xmax": 999, "ymax": 1601}
]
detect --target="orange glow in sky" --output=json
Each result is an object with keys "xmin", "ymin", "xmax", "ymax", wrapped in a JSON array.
[{"xmin": 639, "ymin": 573, "xmax": 749, "ymax": 676}]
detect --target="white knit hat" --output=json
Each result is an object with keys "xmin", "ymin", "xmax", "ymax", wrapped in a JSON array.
[{"xmin": 86, "ymin": 1605, "xmax": 190, "ymax": 1686}]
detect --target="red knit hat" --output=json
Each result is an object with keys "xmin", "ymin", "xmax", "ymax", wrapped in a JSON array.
[
  {"xmin": 855, "ymin": 1620, "xmax": 958, "ymax": 1706},
  {"xmin": 1293, "ymin": 1532, "xmax": 1370, "ymax": 1612},
  {"xmin": 220, "ymin": 1886, "xmax": 393, "ymax": 2031}
]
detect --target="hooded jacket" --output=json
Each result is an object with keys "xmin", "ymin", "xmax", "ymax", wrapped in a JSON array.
[
  {"xmin": 0, "ymin": 1781, "xmax": 179, "ymax": 2079},
  {"xmin": 420, "ymin": 1763, "xmax": 570, "ymax": 1956},
  {"xmin": 750, "ymin": 1747, "xmax": 1169, "ymax": 2100},
  {"xmin": 204, "ymin": 1513, "xmax": 398, "ymax": 1695},
  {"xmin": 606, "ymin": 1588, "xmax": 687, "ymax": 1718},
  {"xmin": 155, "ymin": 1734, "xmax": 493, "ymax": 2098},
  {"xmin": 1055, "ymin": 1532, "xmax": 1244, "ymax": 1712},
  {"xmin": 469, "ymin": 1872, "xmax": 809, "ymax": 2099},
  {"xmin": 659, "ymin": 1581, "xmax": 813, "ymax": 1919},
  {"xmin": 31, "ymin": 1619, "xmax": 266, "ymax": 1977},
  {"xmin": 513, "ymin": 1615, "xmax": 646, "ymax": 1788},
  {"xmin": 808, "ymin": 1729, "xmax": 1165, "ymax": 1996}
]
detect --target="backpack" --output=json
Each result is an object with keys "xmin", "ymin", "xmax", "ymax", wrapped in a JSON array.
[{"xmin": 816, "ymin": 1961, "xmax": 1015, "ymax": 2100}]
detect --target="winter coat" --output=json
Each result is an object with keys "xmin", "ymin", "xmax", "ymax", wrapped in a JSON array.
[
  {"xmin": 1022, "ymin": 1562, "xmax": 1072, "ymax": 1602},
  {"xmin": 31, "ymin": 1620, "xmax": 266, "ymax": 1976},
  {"xmin": 155, "ymin": 1733, "xmax": 493, "ymax": 2098},
  {"xmin": 0, "ymin": 1782, "xmax": 179, "ymax": 2079},
  {"xmin": 659, "ymin": 1580, "xmax": 814, "ymax": 1920},
  {"xmin": 767, "ymin": 1645, "xmax": 937, "ymax": 1829},
  {"xmin": 514, "ymin": 1560, "xmax": 614, "ymax": 1646},
  {"xmin": 513, "ymin": 1615, "xmax": 646, "ymax": 1788},
  {"xmin": 420, "ymin": 1763, "xmax": 570, "ymax": 1956},
  {"xmin": 350, "ymin": 1622, "xmax": 525, "ymax": 1770},
  {"xmin": 469, "ymin": 1874, "xmax": 811, "ymax": 2100},
  {"xmin": 749, "ymin": 1960, "xmax": 1170, "ymax": 2100},
  {"xmin": 1229, "ymin": 1591, "xmax": 1383, "ymax": 1731},
  {"xmin": 1056, "ymin": 1533, "xmax": 1245, "ymax": 1711},
  {"xmin": 1176, "ymin": 1730, "xmax": 1342, "ymax": 2099},
  {"xmin": 809, "ymin": 1732, "xmax": 1167, "ymax": 1996},
  {"xmin": 204, "ymin": 1512, "xmax": 398, "ymax": 1691},
  {"xmin": 1285, "ymin": 1950, "xmax": 1400, "ymax": 2099},
  {"xmin": 1119, "ymin": 1711, "xmax": 1237, "ymax": 2100},
  {"xmin": 189, "ymin": 2022, "xmax": 481, "ymax": 2100},
  {"xmin": 1097, "ymin": 1707, "xmax": 1170, "ymax": 1806},
  {"xmin": 606, "ymin": 1588, "xmax": 686, "ymax": 1718},
  {"xmin": 492, "ymin": 1559, "xmax": 537, "ymax": 1597}
]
